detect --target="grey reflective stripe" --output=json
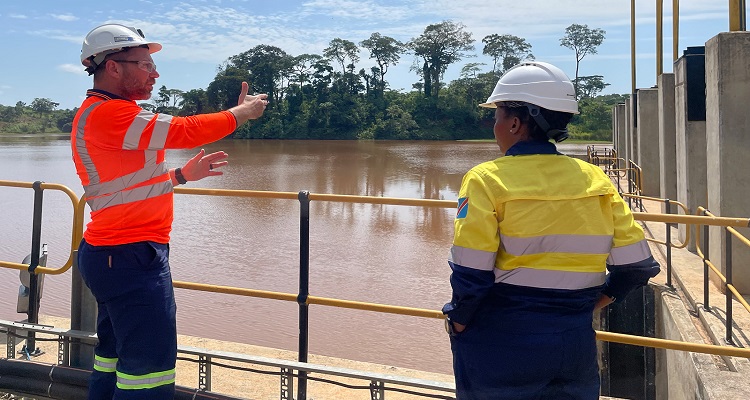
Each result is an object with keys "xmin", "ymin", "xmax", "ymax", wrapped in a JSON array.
[
  {"xmin": 86, "ymin": 180, "xmax": 173, "ymax": 211},
  {"xmin": 123, "ymin": 110, "xmax": 152, "ymax": 149},
  {"xmin": 123, "ymin": 111, "xmax": 173, "ymax": 150},
  {"xmin": 93, "ymin": 358, "xmax": 117, "ymax": 372},
  {"xmin": 149, "ymin": 114, "xmax": 172, "ymax": 149},
  {"xmin": 495, "ymin": 267, "xmax": 606, "ymax": 290},
  {"xmin": 607, "ymin": 240, "xmax": 652, "ymax": 265},
  {"xmin": 84, "ymin": 160, "xmax": 167, "ymax": 197},
  {"xmin": 74, "ymin": 102, "xmax": 104, "ymax": 186},
  {"xmin": 450, "ymin": 245, "xmax": 496, "ymax": 271},
  {"xmin": 116, "ymin": 371, "xmax": 176, "ymax": 389},
  {"xmin": 501, "ymin": 234, "xmax": 613, "ymax": 256}
]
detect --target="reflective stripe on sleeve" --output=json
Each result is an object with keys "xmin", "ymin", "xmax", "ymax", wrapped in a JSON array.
[
  {"xmin": 450, "ymin": 245, "xmax": 496, "ymax": 271},
  {"xmin": 501, "ymin": 234, "xmax": 613, "ymax": 257},
  {"xmin": 93, "ymin": 355, "xmax": 118, "ymax": 373},
  {"xmin": 122, "ymin": 110, "xmax": 152, "ymax": 149},
  {"xmin": 123, "ymin": 111, "xmax": 173, "ymax": 150},
  {"xmin": 116, "ymin": 368, "xmax": 176, "ymax": 390},
  {"xmin": 495, "ymin": 267, "xmax": 606, "ymax": 290},
  {"xmin": 149, "ymin": 114, "xmax": 172, "ymax": 149},
  {"xmin": 607, "ymin": 240, "xmax": 652, "ymax": 266},
  {"xmin": 86, "ymin": 180, "xmax": 173, "ymax": 211}
]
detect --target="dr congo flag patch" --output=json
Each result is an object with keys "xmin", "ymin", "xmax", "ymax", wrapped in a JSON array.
[{"xmin": 456, "ymin": 197, "xmax": 469, "ymax": 219}]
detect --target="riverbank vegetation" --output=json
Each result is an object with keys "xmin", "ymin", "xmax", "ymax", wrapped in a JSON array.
[{"xmin": 0, "ymin": 21, "xmax": 620, "ymax": 142}]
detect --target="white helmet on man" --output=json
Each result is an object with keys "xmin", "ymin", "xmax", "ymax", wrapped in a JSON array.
[
  {"xmin": 479, "ymin": 61, "xmax": 579, "ymax": 114},
  {"xmin": 81, "ymin": 24, "xmax": 162, "ymax": 74}
]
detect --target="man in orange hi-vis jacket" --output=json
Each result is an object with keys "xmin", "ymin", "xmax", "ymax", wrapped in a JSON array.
[{"xmin": 71, "ymin": 23, "xmax": 268, "ymax": 400}]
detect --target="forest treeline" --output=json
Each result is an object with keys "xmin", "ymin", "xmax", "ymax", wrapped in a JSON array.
[{"xmin": 0, "ymin": 21, "xmax": 623, "ymax": 141}]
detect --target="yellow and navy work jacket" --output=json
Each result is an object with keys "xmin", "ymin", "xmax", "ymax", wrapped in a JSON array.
[
  {"xmin": 71, "ymin": 89, "xmax": 237, "ymax": 246},
  {"xmin": 445, "ymin": 141, "xmax": 660, "ymax": 326}
]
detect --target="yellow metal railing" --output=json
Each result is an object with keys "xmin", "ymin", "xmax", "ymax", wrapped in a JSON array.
[
  {"xmin": 0, "ymin": 180, "xmax": 83, "ymax": 275},
  {"xmin": 3, "ymin": 180, "xmax": 750, "ymax": 362},
  {"xmin": 695, "ymin": 206, "xmax": 750, "ymax": 343}
]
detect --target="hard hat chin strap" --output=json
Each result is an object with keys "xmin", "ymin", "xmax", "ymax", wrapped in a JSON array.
[{"xmin": 525, "ymin": 104, "xmax": 569, "ymax": 143}]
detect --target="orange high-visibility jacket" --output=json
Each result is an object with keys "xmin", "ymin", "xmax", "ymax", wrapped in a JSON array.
[{"xmin": 71, "ymin": 90, "xmax": 237, "ymax": 246}]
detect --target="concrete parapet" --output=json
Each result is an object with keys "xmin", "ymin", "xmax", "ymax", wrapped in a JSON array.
[
  {"xmin": 674, "ymin": 49, "xmax": 707, "ymax": 252},
  {"xmin": 705, "ymin": 32, "xmax": 750, "ymax": 294},
  {"xmin": 636, "ymin": 88, "xmax": 661, "ymax": 196},
  {"xmin": 657, "ymin": 73, "xmax": 677, "ymax": 212}
]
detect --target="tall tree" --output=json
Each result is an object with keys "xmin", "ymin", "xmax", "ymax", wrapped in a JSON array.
[
  {"xmin": 324, "ymin": 38, "xmax": 360, "ymax": 73},
  {"xmin": 290, "ymin": 54, "xmax": 325, "ymax": 87},
  {"xmin": 228, "ymin": 45, "xmax": 293, "ymax": 107},
  {"xmin": 155, "ymin": 86, "xmax": 184, "ymax": 114},
  {"xmin": 560, "ymin": 24, "xmax": 606, "ymax": 98},
  {"xmin": 482, "ymin": 34, "xmax": 534, "ymax": 73},
  {"xmin": 30, "ymin": 98, "xmax": 59, "ymax": 131},
  {"xmin": 179, "ymin": 89, "xmax": 210, "ymax": 115},
  {"xmin": 360, "ymin": 33, "xmax": 405, "ymax": 93},
  {"xmin": 30, "ymin": 98, "xmax": 58, "ymax": 118},
  {"xmin": 206, "ymin": 66, "xmax": 251, "ymax": 110},
  {"xmin": 408, "ymin": 20, "xmax": 474, "ymax": 98},
  {"xmin": 575, "ymin": 75, "xmax": 609, "ymax": 99}
]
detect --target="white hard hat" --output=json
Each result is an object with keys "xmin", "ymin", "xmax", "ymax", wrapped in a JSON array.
[
  {"xmin": 479, "ymin": 61, "xmax": 579, "ymax": 114},
  {"xmin": 81, "ymin": 24, "xmax": 162, "ymax": 72}
]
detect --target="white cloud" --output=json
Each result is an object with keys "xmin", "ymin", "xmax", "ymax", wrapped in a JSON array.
[
  {"xmin": 50, "ymin": 14, "xmax": 78, "ymax": 22},
  {"xmin": 300, "ymin": 0, "xmax": 415, "ymax": 20},
  {"xmin": 10, "ymin": 14, "xmax": 28, "ymax": 19},
  {"xmin": 28, "ymin": 29, "xmax": 85, "ymax": 45},
  {"xmin": 58, "ymin": 64, "xmax": 88, "ymax": 76}
]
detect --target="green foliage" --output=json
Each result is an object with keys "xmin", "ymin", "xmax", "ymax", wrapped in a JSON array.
[
  {"xmin": 0, "ymin": 21, "xmax": 618, "ymax": 143},
  {"xmin": 482, "ymin": 34, "xmax": 534, "ymax": 73},
  {"xmin": 408, "ymin": 20, "xmax": 474, "ymax": 98},
  {"xmin": 560, "ymin": 24, "xmax": 606, "ymax": 99},
  {"xmin": 568, "ymin": 95, "xmax": 618, "ymax": 141}
]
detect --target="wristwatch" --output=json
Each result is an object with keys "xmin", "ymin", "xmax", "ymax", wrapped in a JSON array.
[{"xmin": 174, "ymin": 167, "xmax": 188, "ymax": 185}]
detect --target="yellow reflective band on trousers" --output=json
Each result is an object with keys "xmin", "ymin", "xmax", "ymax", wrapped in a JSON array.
[
  {"xmin": 116, "ymin": 368, "xmax": 176, "ymax": 390},
  {"xmin": 93, "ymin": 355, "xmax": 117, "ymax": 373}
]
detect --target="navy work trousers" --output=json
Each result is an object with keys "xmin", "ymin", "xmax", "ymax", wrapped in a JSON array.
[
  {"xmin": 450, "ymin": 284, "xmax": 601, "ymax": 400},
  {"xmin": 78, "ymin": 239, "xmax": 177, "ymax": 400}
]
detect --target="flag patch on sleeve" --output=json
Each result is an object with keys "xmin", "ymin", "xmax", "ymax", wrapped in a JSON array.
[{"xmin": 456, "ymin": 197, "xmax": 469, "ymax": 219}]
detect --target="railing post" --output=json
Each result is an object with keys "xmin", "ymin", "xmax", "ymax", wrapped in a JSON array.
[
  {"xmin": 627, "ymin": 162, "xmax": 633, "ymax": 209},
  {"xmin": 725, "ymin": 229, "xmax": 734, "ymax": 345},
  {"xmin": 25, "ymin": 181, "xmax": 44, "ymax": 355},
  {"xmin": 297, "ymin": 190, "xmax": 311, "ymax": 400},
  {"xmin": 703, "ymin": 211, "xmax": 710, "ymax": 311},
  {"xmin": 70, "ymin": 249, "xmax": 96, "ymax": 369},
  {"xmin": 665, "ymin": 199, "xmax": 673, "ymax": 288}
]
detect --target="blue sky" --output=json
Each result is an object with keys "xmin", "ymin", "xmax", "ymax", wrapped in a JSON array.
[{"xmin": 0, "ymin": 0, "xmax": 737, "ymax": 110}]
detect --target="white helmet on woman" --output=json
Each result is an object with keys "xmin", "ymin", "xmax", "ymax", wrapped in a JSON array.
[
  {"xmin": 81, "ymin": 24, "xmax": 162, "ymax": 74},
  {"xmin": 479, "ymin": 61, "xmax": 579, "ymax": 114}
]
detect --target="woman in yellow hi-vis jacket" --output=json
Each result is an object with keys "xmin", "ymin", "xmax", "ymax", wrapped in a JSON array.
[{"xmin": 442, "ymin": 61, "xmax": 660, "ymax": 400}]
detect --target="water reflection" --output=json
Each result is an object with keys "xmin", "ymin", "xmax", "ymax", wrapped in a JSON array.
[{"xmin": 3, "ymin": 138, "xmax": 574, "ymax": 373}]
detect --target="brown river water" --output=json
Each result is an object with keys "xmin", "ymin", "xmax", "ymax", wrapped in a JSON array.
[{"xmin": 0, "ymin": 137, "xmax": 593, "ymax": 374}]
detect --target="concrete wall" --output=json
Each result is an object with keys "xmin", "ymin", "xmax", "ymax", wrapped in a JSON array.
[
  {"xmin": 657, "ymin": 73, "xmax": 677, "ymax": 212},
  {"xmin": 636, "ymin": 88, "xmax": 661, "ymax": 196},
  {"xmin": 705, "ymin": 32, "xmax": 750, "ymax": 294},
  {"xmin": 674, "ymin": 51, "xmax": 707, "ymax": 253}
]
